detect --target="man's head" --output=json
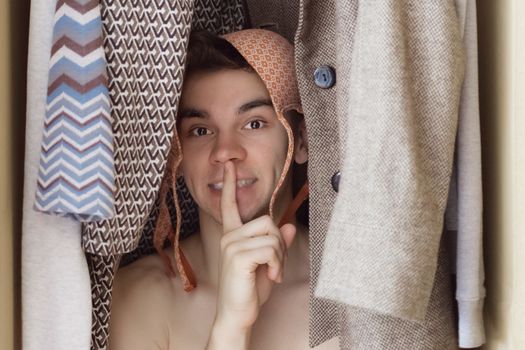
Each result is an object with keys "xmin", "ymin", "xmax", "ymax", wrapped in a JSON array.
[
  {"xmin": 152, "ymin": 29, "xmax": 307, "ymax": 291},
  {"xmin": 177, "ymin": 30, "xmax": 307, "ymax": 225}
]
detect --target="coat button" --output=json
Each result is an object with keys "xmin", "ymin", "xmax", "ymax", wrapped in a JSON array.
[
  {"xmin": 314, "ymin": 65, "xmax": 336, "ymax": 89},
  {"xmin": 331, "ymin": 171, "xmax": 341, "ymax": 192}
]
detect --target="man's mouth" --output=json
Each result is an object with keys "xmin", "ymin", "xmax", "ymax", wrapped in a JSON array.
[{"xmin": 209, "ymin": 178, "xmax": 257, "ymax": 190}]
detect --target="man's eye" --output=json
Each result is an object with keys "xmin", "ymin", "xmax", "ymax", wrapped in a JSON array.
[
  {"xmin": 244, "ymin": 120, "xmax": 266, "ymax": 130},
  {"xmin": 190, "ymin": 127, "xmax": 211, "ymax": 137}
]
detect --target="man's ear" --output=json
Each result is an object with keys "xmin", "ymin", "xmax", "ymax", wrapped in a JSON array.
[{"xmin": 294, "ymin": 118, "xmax": 308, "ymax": 165}]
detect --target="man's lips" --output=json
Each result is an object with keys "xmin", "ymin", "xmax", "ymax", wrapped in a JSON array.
[{"xmin": 208, "ymin": 178, "xmax": 257, "ymax": 190}]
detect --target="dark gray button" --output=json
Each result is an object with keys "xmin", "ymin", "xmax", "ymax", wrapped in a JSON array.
[
  {"xmin": 331, "ymin": 171, "xmax": 341, "ymax": 192},
  {"xmin": 314, "ymin": 65, "xmax": 336, "ymax": 89}
]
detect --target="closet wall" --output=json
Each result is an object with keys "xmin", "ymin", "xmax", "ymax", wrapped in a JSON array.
[
  {"xmin": 0, "ymin": 1, "xmax": 523, "ymax": 350},
  {"xmin": 478, "ymin": 0, "xmax": 524, "ymax": 349},
  {"xmin": 0, "ymin": 0, "xmax": 15, "ymax": 347},
  {"xmin": 0, "ymin": 0, "xmax": 29, "ymax": 349}
]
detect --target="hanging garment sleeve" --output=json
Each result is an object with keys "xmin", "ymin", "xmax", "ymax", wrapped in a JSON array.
[
  {"xmin": 315, "ymin": 0, "xmax": 466, "ymax": 321},
  {"xmin": 452, "ymin": 0, "xmax": 487, "ymax": 347},
  {"xmin": 22, "ymin": 0, "xmax": 91, "ymax": 349}
]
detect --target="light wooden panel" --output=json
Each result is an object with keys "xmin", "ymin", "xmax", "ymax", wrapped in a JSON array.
[
  {"xmin": 1, "ymin": 0, "xmax": 29, "ymax": 349},
  {"xmin": 512, "ymin": 0, "xmax": 525, "ymax": 347},
  {"xmin": 478, "ymin": 0, "xmax": 525, "ymax": 348},
  {"xmin": 0, "ymin": 0, "xmax": 15, "ymax": 347}
]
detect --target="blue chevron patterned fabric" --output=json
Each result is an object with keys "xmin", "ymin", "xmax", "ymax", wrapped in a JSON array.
[{"xmin": 35, "ymin": 0, "xmax": 116, "ymax": 221}]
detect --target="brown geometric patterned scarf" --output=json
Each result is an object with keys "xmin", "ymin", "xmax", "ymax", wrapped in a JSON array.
[{"xmin": 82, "ymin": 1, "xmax": 247, "ymax": 349}]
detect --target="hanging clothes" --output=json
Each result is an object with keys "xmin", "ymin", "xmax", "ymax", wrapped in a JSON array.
[
  {"xmin": 446, "ymin": 0, "xmax": 486, "ymax": 347},
  {"xmin": 22, "ymin": 1, "xmax": 92, "ymax": 349},
  {"xmin": 34, "ymin": 0, "xmax": 116, "ymax": 221},
  {"xmin": 292, "ymin": 0, "xmax": 464, "ymax": 349},
  {"xmin": 23, "ymin": 0, "xmax": 486, "ymax": 349}
]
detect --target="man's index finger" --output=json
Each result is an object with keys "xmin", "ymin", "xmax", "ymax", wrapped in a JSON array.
[{"xmin": 220, "ymin": 161, "xmax": 243, "ymax": 233}]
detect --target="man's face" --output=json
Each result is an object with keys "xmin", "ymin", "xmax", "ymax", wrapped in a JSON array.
[{"xmin": 178, "ymin": 69, "xmax": 290, "ymax": 225}]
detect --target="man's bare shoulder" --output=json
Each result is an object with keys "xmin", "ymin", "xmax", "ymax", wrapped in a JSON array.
[
  {"xmin": 111, "ymin": 251, "xmax": 183, "ymax": 336},
  {"xmin": 109, "ymin": 252, "xmax": 179, "ymax": 349},
  {"xmin": 114, "ymin": 252, "xmax": 175, "ymax": 300},
  {"xmin": 111, "ymin": 235, "xmax": 206, "ymax": 323}
]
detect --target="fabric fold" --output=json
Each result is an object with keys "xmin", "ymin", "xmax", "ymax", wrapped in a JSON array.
[
  {"xmin": 34, "ymin": 0, "xmax": 116, "ymax": 221},
  {"xmin": 23, "ymin": 0, "xmax": 92, "ymax": 349},
  {"xmin": 315, "ymin": 0, "xmax": 466, "ymax": 321},
  {"xmin": 452, "ymin": 0, "xmax": 486, "ymax": 347},
  {"xmin": 82, "ymin": 1, "xmax": 247, "ymax": 348}
]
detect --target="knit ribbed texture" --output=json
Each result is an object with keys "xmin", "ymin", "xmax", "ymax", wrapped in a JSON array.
[{"xmin": 451, "ymin": 0, "xmax": 486, "ymax": 347}]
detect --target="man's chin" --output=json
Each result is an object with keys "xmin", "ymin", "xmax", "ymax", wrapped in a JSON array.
[
  {"xmin": 239, "ymin": 210, "xmax": 268, "ymax": 224},
  {"xmin": 205, "ymin": 204, "xmax": 271, "ymax": 227}
]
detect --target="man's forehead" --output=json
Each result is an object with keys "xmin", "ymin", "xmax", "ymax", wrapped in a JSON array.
[{"xmin": 178, "ymin": 98, "xmax": 274, "ymax": 120}]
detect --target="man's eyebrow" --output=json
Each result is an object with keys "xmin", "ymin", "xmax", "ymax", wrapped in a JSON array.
[
  {"xmin": 178, "ymin": 99, "xmax": 273, "ymax": 119},
  {"xmin": 178, "ymin": 108, "xmax": 207, "ymax": 120},
  {"xmin": 238, "ymin": 98, "xmax": 273, "ymax": 114}
]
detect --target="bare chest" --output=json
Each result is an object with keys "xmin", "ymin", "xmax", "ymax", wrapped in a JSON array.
[{"xmin": 167, "ymin": 281, "xmax": 338, "ymax": 350}]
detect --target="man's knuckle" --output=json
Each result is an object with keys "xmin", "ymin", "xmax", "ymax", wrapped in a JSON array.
[
  {"xmin": 273, "ymin": 246, "xmax": 282, "ymax": 259},
  {"xmin": 223, "ymin": 242, "xmax": 238, "ymax": 258},
  {"xmin": 263, "ymin": 246, "xmax": 276, "ymax": 258},
  {"xmin": 220, "ymin": 236, "xmax": 230, "ymax": 251},
  {"xmin": 269, "ymin": 235, "xmax": 280, "ymax": 247},
  {"xmin": 232, "ymin": 252, "xmax": 247, "ymax": 268},
  {"xmin": 262, "ymin": 216, "xmax": 275, "ymax": 233},
  {"xmin": 262, "ymin": 215, "xmax": 272, "ymax": 225}
]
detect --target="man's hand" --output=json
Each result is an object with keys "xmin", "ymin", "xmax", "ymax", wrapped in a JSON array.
[{"xmin": 207, "ymin": 161, "xmax": 296, "ymax": 348}]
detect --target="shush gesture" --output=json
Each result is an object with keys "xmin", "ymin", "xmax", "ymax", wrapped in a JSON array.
[
  {"xmin": 111, "ymin": 30, "xmax": 316, "ymax": 350},
  {"xmin": 213, "ymin": 161, "xmax": 297, "ymax": 333}
]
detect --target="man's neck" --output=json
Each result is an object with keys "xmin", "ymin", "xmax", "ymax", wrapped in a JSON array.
[{"xmin": 198, "ymin": 212, "xmax": 226, "ymax": 289}]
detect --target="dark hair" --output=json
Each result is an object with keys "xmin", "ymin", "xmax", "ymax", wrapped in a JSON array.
[
  {"xmin": 185, "ymin": 31, "xmax": 302, "ymax": 133},
  {"xmin": 184, "ymin": 31, "xmax": 253, "ymax": 77}
]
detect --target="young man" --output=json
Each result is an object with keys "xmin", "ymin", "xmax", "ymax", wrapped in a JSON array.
[{"xmin": 109, "ymin": 30, "xmax": 339, "ymax": 350}]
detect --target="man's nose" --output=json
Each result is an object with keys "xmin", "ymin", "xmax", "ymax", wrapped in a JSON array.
[{"xmin": 209, "ymin": 133, "xmax": 247, "ymax": 164}]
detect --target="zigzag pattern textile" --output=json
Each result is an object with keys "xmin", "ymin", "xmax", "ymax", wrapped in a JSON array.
[{"xmin": 35, "ymin": 0, "xmax": 116, "ymax": 221}]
